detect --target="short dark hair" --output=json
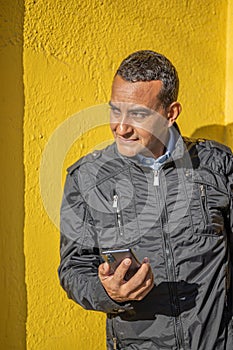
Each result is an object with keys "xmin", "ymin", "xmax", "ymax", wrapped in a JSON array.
[{"xmin": 116, "ymin": 50, "xmax": 179, "ymax": 109}]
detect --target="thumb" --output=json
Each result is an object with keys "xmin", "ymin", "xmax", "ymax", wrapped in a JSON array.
[{"xmin": 99, "ymin": 262, "xmax": 111, "ymax": 277}]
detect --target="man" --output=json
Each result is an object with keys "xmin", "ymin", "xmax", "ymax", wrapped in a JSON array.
[{"xmin": 59, "ymin": 50, "xmax": 233, "ymax": 349}]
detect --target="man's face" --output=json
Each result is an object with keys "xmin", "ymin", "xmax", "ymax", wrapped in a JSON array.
[{"xmin": 110, "ymin": 75, "xmax": 173, "ymax": 158}]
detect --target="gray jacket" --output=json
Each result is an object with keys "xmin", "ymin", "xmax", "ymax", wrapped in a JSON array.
[{"xmin": 58, "ymin": 135, "xmax": 233, "ymax": 350}]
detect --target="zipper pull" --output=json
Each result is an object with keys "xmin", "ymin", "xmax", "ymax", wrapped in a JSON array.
[
  {"xmin": 200, "ymin": 184, "xmax": 205, "ymax": 197},
  {"xmin": 112, "ymin": 192, "xmax": 123, "ymax": 236},
  {"xmin": 113, "ymin": 337, "xmax": 117, "ymax": 350},
  {"xmin": 153, "ymin": 170, "xmax": 159, "ymax": 186},
  {"xmin": 113, "ymin": 194, "xmax": 118, "ymax": 208}
]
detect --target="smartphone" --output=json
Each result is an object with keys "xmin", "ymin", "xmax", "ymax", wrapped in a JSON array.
[{"xmin": 101, "ymin": 248, "xmax": 141, "ymax": 281}]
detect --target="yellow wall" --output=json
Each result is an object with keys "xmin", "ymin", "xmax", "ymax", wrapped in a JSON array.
[
  {"xmin": 225, "ymin": 0, "xmax": 233, "ymax": 149},
  {"xmin": 0, "ymin": 0, "xmax": 26, "ymax": 348},
  {"xmin": 1, "ymin": 0, "xmax": 232, "ymax": 349}
]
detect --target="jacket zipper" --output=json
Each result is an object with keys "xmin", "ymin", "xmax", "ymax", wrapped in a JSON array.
[
  {"xmin": 153, "ymin": 169, "xmax": 160, "ymax": 186},
  {"xmin": 109, "ymin": 314, "xmax": 118, "ymax": 349},
  {"xmin": 200, "ymin": 184, "xmax": 209, "ymax": 225},
  {"xmin": 153, "ymin": 168, "xmax": 185, "ymax": 350},
  {"xmin": 113, "ymin": 192, "xmax": 123, "ymax": 236}
]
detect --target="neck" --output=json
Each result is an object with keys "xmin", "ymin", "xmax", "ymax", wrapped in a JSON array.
[{"xmin": 143, "ymin": 130, "xmax": 170, "ymax": 159}]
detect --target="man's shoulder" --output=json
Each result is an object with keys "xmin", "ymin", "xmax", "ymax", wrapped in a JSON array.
[
  {"xmin": 182, "ymin": 136, "xmax": 232, "ymax": 175},
  {"xmin": 67, "ymin": 143, "xmax": 118, "ymax": 175},
  {"xmin": 183, "ymin": 136, "xmax": 232, "ymax": 155}
]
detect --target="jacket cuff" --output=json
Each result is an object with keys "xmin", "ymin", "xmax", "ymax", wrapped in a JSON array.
[{"xmin": 92, "ymin": 278, "xmax": 132, "ymax": 314}]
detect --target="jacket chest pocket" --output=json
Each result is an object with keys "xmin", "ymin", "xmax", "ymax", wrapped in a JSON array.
[
  {"xmin": 87, "ymin": 179, "xmax": 140, "ymax": 250},
  {"xmin": 186, "ymin": 169, "xmax": 229, "ymax": 236}
]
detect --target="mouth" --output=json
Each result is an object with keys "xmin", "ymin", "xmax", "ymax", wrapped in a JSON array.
[{"xmin": 116, "ymin": 136, "xmax": 139, "ymax": 144}]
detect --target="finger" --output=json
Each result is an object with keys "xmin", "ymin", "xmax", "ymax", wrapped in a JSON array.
[
  {"xmin": 98, "ymin": 262, "xmax": 111, "ymax": 279},
  {"xmin": 125, "ymin": 262, "xmax": 152, "ymax": 291},
  {"xmin": 132, "ymin": 278, "xmax": 154, "ymax": 301},
  {"xmin": 124, "ymin": 271, "xmax": 154, "ymax": 301},
  {"xmin": 113, "ymin": 258, "xmax": 132, "ymax": 281}
]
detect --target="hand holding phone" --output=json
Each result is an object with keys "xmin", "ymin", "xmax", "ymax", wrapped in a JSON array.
[{"xmin": 98, "ymin": 249, "xmax": 154, "ymax": 302}]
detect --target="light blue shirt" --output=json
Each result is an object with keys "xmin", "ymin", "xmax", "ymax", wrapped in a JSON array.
[{"xmin": 137, "ymin": 128, "xmax": 176, "ymax": 170}]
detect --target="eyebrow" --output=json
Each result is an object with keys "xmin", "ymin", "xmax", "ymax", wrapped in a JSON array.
[
  {"xmin": 108, "ymin": 101, "xmax": 152, "ymax": 114},
  {"xmin": 128, "ymin": 107, "xmax": 151, "ymax": 114},
  {"xmin": 108, "ymin": 101, "xmax": 120, "ymax": 110}
]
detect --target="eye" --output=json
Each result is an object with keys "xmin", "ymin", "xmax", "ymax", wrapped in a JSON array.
[
  {"xmin": 110, "ymin": 107, "xmax": 121, "ymax": 117},
  {"xmin": 129, "ymin": 111, "xmax": 148, "ymax": 121}
]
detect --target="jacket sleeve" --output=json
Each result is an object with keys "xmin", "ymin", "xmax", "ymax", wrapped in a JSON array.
[
  {"xmin": 58, "ymin": 171, "xmax": 131, "ymax": 314},
  {"xmin": 225, "ymin": 150, "xmax": 233, "ymax": 315},
  {"xmin": 225, "ymin": 150, "xmax": 233, "ymax": 260}
]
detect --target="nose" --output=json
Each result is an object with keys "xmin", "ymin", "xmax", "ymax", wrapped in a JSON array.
[{"xmin": 115, "ymin": 116, "xmax": 133, "ymax": 136}]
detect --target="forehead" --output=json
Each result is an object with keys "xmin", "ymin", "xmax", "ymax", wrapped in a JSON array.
[{"xmin": 111, "ymin": 75, "xmax": 163, "ymax": 109}]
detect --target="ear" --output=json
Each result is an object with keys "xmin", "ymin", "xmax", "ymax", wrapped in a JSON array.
[{"xmin": 167, "ymin": 102, "xmax": 182, "ymax": 127}]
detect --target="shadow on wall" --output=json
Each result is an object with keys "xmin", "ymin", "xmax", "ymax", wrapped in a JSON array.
[
  {"xmin": 0, "ymin": 0, "xmax": 26, "ymax": 348},
  {"xmin": 191, "ymin": 123, "xmax": 233, "ymax": 150}
]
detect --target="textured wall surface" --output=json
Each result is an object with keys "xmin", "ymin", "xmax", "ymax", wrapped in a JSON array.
[
  {"xmin": 16, "ymin": 0, "xmax": 233, "ymax": 349},
  {"xmin": 225, "ymin": 0, "xmax": 233, "ymax": 149},
  {"xmin": 0, "ymin": 0, "xmax": 26, "ymax": 349}
]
